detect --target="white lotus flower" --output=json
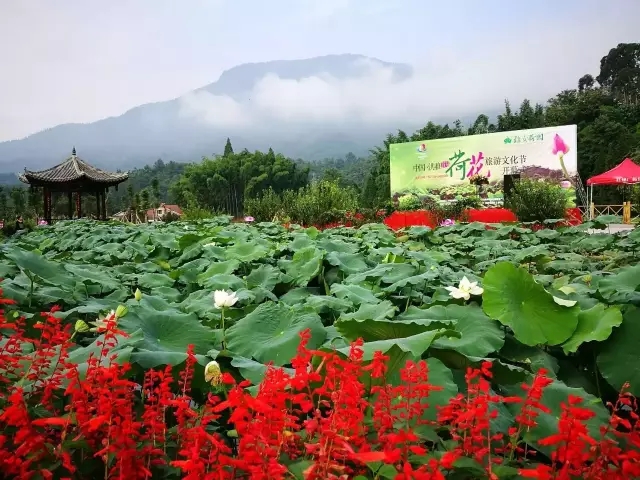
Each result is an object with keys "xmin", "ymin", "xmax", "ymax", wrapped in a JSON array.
[
  {"xmin": 213, "ymin": 290, "xmax": 238, "ymax": 308},
  {"xmin": 89, "ymin": 309, "xmax": 118, "ymax": 332},
  {"xmin": 445, "ymin": 276, "xmax": 483, "ymax": 301}
]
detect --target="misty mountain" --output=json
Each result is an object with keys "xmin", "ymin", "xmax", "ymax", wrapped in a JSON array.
[{"xmin": 0, "ymin": 54, "xmax": 414, "ymax": 173}]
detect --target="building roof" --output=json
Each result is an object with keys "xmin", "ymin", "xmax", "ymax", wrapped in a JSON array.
[
  {"xmin": 19, "ymin": 147, "xmax": 129, "ymax": 186},
  {"xmin": 146, "ymin": 204, "xmax": 183, "ymax": 219}
]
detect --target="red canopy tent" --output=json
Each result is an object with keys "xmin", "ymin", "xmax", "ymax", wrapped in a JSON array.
[
  {"xmin": 586, "ymin": 158, "xmax": 640, "ymax": 220},
  {"xmin": 586, "ymin": 158, "xmax": 640, "ymax": 186}
]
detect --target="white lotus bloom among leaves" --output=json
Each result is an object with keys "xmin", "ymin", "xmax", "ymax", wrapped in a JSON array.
[
  {"xmin": 89, "ymin": 309, "xmax": 118, "ymax": 332},
  {"xmin": 214, "ymin": 290, "xmax": 239, "ymax": 308},
  {"xmin": 204, "ymin": 360, "xmax": 223, "ymax": 386},
  {"xmin": 445, "ymin": 276, "xmax": 484, "ymax": 301}
]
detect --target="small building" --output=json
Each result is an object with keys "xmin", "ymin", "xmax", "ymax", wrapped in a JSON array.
[
  {"xmin": 19, "ymin": 148, "xmax": 128, "ymax": 223},
  {"xmin": 146, "ymin": 203, "xmax": 183, "ymax": 222}
]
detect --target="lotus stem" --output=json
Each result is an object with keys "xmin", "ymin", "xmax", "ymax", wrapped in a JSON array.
[{"xmin": 559, "ymin": 153, "xmax": 570, "ymax": 180}]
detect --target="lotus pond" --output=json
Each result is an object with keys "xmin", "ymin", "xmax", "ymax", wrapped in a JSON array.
[{"xmin": 2, "ymin": 217, "xmax": 640, "ymax": 477}]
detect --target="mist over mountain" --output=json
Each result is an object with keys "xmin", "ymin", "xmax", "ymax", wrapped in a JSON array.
[{"xmin": 0, "ymin": 54, "xmax": 434, "ymax": 173}]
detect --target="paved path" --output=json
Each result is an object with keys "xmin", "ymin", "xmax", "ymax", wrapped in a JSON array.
[{"xmin": 587, "ymin": 224, "xmax": 635, "ymax": 234}]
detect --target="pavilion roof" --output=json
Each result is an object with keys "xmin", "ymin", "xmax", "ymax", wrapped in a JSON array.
[{"xmin": 19, "ymin": 148, "xmax": 129, "ymax": 186}]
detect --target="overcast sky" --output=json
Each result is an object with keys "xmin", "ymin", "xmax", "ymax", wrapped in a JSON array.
[{"xmin": 1, "ymin": 0, "xmax": 638, "ymax": 141}]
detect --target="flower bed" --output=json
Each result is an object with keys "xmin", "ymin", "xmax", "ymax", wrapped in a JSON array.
[
  {"xmin": 2, "ymin": 303, "xmax": 640, "ymax": 479},
  {"xmin": 383, "ymin": 208, "xmax": 582, "ymax": 230},
  {"xmin": 383, "ymin": 208, "xmax": 517, "ymax": 230}
]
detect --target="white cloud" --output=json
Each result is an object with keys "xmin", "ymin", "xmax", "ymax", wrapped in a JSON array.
[
  {"xmin": 177, "ymin": 22, "xmax": 636, "ymax": 134},
  {"xmin": 179, "ymin": 91, "xmax": 252, "ymax": 128}
]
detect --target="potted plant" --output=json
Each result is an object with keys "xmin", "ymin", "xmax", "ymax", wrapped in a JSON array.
[
  {"xmin": 468, "ymin": 174, "xmax": 489, "ymax": 186},
  {"xmin": 469, "ymin": 174, "xmax": 490, "ymax": 197}
]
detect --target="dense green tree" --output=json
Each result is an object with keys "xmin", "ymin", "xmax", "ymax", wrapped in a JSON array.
[
  {"xmin": 171, "ymin": 143, "xmax": 309, "ymax": 217},
  {"xmin": 297, "ymin": 152, "xmax": 374, "ymax": 189},
  {"xmin": 9, "ymin": 187, "xmax": 26, "ymax": 217},
  {"xmin": 140, "ymin": 189, "xmax": 150, "ymax": 217},
  {"xmin": 108, "ymin": 159, "xmax": 187, "ymax": 213},
  {"xmin": 27, "ymin": 187, "xmax": 40, "ymax": 217},
  {"xmin": 126, "ymin": 184, "xmax": 134, "ymax": 209},
  {"xmin": 0, "ymin": 188, "xmax": 7, "ymax": 220},
  {"xmin": 596, "ymin": 43, "xmax": 640, "ymax": 105},
  {"xmin": 151, "ymin": 178, "xmax": 160, "ymax": 205}
]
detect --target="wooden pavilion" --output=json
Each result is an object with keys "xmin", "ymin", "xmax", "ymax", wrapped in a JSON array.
[{"xmin": 19, "ymin": 148, "xmax": 129, "ymax": 223}]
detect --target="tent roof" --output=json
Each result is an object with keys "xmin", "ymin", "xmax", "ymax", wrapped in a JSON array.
[{"xmin": 586, "ymin": 158, "xmax": 640, "ymax": 186}]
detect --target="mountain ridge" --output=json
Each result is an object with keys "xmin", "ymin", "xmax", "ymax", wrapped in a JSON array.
[{"xmin": 0, "ymin": 54, "xmax": 414, "ymax": 173}]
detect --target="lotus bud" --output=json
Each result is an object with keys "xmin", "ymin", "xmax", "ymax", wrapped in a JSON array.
[
  {"xmin": 204, "ymin": 360, "xmax": 223, "ymax": 386},
  {"xmin": 134, "ymin": 288, "xmax": 142, "ymax": 302},
  {"xmin": 115, "ymin": 305, "xmax": 128, "ymax": 319},
  {"xmin": 74, "ymin": 320, "xmax": 90, "ymax": 333}
]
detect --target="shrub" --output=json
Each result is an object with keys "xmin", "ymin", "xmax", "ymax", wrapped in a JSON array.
[
  {"xmin": 245, "ymin": 180, "xmax": 360, "ymax": 226},
  {"xmin": 181, "ymin": 206, "xmax": 220, "ymax": 221},
  {"xmin": 421, "ymin": 197, "xmax": 482, "ymax": 225},
  {"xmin": 506, "ymin": 178, "xmax": 567, "ymax": 222},
  {"xmin": 163, "ymin": 211, "xmax": 181, "ymax": 223},
  {"xmin": 243, "ymin": 188, "xmax": 283, "ymax": 222},
  {"xmin": 397, "ymin": 194, "xmax": 422, "ymax": 211},
  {"xmin": 287, "ymin": 180, "xmax": 359, "ymax": 226}
]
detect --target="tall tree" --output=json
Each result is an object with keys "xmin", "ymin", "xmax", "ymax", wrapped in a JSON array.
[
  {"xmin": 497, "ymin": 100, "xmax": 517, "ymax": 131},
  {"xmin": 223, "ymin": 138, "xmax": 234, "ymax": 157},
  {"xmin": 578, "ymin": 74, "xmax": 595, "ymax": 92},
  {"xmin": 596, "ymin": 43, "xmax": 640, "ymax": 105},
  {"xmin": 9, "ymin": 187, "xmax": 26, "ymax": 217},
  {"xmin": 151, "ymin": 178, "xmax": 160, "ymax": 220}
]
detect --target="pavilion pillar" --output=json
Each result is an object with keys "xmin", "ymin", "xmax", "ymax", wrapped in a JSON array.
[
  {"xmin": 76, "ymin": 192, "xmax": 82, "ymax": 218},
  {"xmin": 43, "ymin": 188, "xmax": 52, "ymax": 224},
  {"xmin": 95, "ymin": 191, "xmax": 101, "ymax": 220},
  {"xmin": 67, "ymin": 192, "xmax": 73, "ymax": 219},
  {"xmin": 101, "ymin": 188, "xmax": 107, "ymax": 220}
]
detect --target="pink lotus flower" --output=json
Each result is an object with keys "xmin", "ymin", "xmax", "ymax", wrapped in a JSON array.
[
  {"xmin": 560, "ymin": 180, "xmax": 572, "ymax": 189},
  {"xmin": 38, "ymin": 220, "xmax": 48, "ymax": 226},
  {"xmin": 440, "ymin": 218, "xmax": 455, "ymax": 227},
  {"xmin": 552, "ymin": 134, "xmax": 569, "ymax": 155},
  {"xmin": 244, "ymin": 216, "xmax": 255, "ymax": 223}
]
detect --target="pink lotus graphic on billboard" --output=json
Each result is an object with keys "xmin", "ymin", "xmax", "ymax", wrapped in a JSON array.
[
  {"xmin": 416, "ymin": 143, "xmax": 427, "ymax": 153},
  {"xmin": 552, "ymin": 133, "xmax": 571, "ymax": 180}
]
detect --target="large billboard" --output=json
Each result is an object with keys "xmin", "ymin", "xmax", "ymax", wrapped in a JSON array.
[{"xmin": 389, "ymin": 125, "xmax": 578, "ymax": 202}]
